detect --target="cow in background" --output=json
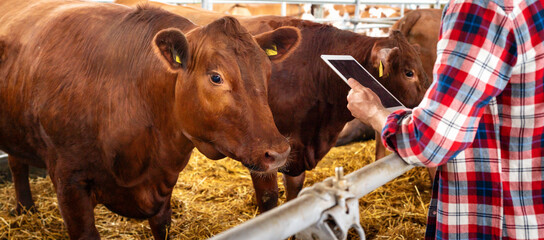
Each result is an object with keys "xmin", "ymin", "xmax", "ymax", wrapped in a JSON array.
[
  {"xmin": 245, "ymin": 17, "xmax": 429, "ymax": 210},
  {"xmin": 243, "ymin": 19, "xmax": 430, "ymax": 211},
  {"xmin": 0, "ymin": 0, "xmax": 300, "ymax": 238},
  {"xmin": 116, "ymin": 0, "xmax": 431, "ymax": 212}
]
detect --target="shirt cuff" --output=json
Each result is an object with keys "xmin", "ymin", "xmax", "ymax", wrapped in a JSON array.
[{"xmin": 381, "ymin": 109, "xmax": 424, "ymax": 166}]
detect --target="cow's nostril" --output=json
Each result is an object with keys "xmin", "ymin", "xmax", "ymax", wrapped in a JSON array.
[
  {"xmin": 265, "ymin": 150, "xmax": 278, "ymax": 161},
  {"xmin": 265, "ymin": 147, "xmax": 291, "ymax": 162},
  {"xmin": 261, "ymin": 147, "xmax": 290, "ymax": 171}
]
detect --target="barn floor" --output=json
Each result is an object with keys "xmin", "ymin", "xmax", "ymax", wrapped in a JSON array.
[{"xmin": 0, "ymin": 140, "xmax": 431, "ymax": 239}]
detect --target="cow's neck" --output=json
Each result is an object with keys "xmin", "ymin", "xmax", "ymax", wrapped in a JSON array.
[
  {"xmin": 347, "ymin": 35, "xmax": 386, "ymax": 75},
  {"xmin": 137, "ymin": 72, "xmax": 195, "ymax": 175}
]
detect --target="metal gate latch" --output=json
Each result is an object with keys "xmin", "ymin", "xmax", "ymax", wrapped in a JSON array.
[{"xmin": 295, "ymin": 167, "xmax": 365, "ymax": 240}]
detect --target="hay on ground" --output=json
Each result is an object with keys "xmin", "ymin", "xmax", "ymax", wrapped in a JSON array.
[{"xmin": 0, "ymin": 140, "xmax": 431, "ymax": 239}]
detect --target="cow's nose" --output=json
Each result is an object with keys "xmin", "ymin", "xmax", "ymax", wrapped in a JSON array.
[{"xmin": 263, "ymin": 146, "xmax": 291, "ymax": 169}]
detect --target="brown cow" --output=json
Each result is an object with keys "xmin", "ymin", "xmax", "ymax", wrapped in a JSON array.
[
  {"xmin": 0, "ymin": 0, "xmax": 301, "ymax": 239},
  {"xmin": 241, "ymin": 18, "xmax": 430, "ymax": 212},
  {"xmin": 116, "ymin": 1, "xmax": 431, "ymax": 212}
]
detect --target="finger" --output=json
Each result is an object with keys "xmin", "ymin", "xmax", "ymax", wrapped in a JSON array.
[
  {"xmin": 358, "ymin": 85, "xmax": 377, "ymax": 99},
  {"xmin": 347, "ymin": 78, "xmax": 364, "ymax": 90}
]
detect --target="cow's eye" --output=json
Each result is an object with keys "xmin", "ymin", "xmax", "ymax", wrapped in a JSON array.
[
  {"xmin": 405, "ymin": 70, "xmax": 414, "ymax": 78},
  {"xmin": 210, "ymin": 74, "xmax": 223, "ymax": 84}
]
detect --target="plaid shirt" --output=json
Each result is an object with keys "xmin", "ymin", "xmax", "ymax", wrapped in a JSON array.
[{"xmin": 382, "ymin": 0, "xmax": 544, "ymax": 239}]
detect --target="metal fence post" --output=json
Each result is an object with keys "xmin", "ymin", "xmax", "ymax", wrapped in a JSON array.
[
  {"xmin": 353, "ymin": 0, "xmax": 361, "ymax": 31},
  {"xmin": 201, "ymin": 0, "xmax": 213, "ymax": 11},
  {"xmin": 313, "ymin": 4, "xmax": 324, "ymax": 19}
]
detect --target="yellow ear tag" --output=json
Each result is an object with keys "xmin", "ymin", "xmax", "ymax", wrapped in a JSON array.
[
  {"xmin": 175, "ymin": 55, "xmax": 181, "ymax": 64},
  {"xmin": 379, "ymin": 60, "xmax": 384, "ymax": 78},
  {"xmin": 265, "ymin": 44, "xmax": 278, "ymax": 56}
]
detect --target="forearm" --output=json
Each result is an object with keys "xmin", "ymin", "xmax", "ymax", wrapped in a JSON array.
[{"xmin": 368, "ymin": 108, "xmax": 391, "ymax": 133}]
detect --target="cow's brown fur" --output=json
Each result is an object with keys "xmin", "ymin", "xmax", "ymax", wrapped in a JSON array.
[
  {"xmin": 0, "ymin": 0, "xmax": 301, "ymax": 238},
  {"xmin": 116, "ymin": 1, "xmax": 431, "ymax": 212}
]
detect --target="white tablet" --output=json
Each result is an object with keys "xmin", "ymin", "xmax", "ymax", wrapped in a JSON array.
[{"xmin": 321, "ymin": 55, "xmax": 405, "ymax": 110}]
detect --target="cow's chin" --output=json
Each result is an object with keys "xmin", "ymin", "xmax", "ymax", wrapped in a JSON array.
[
  {"xmin": 248, "ymin": 166, "xmax": 279, "ymax": 174},
  {"xmin": 241, "ymin": 160, "xmax": 278, "ymax": 173},
  {"xmin": 193, "ymin": 141, "xmax": 226, "ymax": 160}
]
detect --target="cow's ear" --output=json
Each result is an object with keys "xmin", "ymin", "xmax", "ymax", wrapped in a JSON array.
[
  {"xmin": 152, "ymin": 28, "xmax": 189, "ymax": 72},
  {"xmin": 371, "ymin": 46, "xmax": 397, "ymax": 78},
  {"xmin": 254, "ymin": 26, "xmax": 301, "ymax": 62}
]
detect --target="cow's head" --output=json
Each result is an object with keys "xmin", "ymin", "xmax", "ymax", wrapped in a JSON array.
[
  {"xmin": 370, "ymin": 30, "xmax": 430, "ymax": 108},
  {"xmin": 152, "ymin": 17, "xmax": 300, "ymax": 172}
]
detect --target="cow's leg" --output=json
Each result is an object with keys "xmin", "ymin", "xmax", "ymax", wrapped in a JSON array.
[
  {"xmin": 148, "ymin": 197, "xmax": 172, "ymax": 240},
  {"xmin": 250, "ymin": 171, "xmax": 278, "ymax": 212},
  {"xmin": 283, "ymin": 172, "xmax": 305, "ymax": 201},
  {"xmin": 375, "ymin": 131, "xmax": 386, "ymax": 160},
  {"xmin": 8, "ymin": 155, "xmax": 36, "ymax": 214},
  {"xmin": 55, "ymin": 174, "xmax": 100, "ymax": 239}
]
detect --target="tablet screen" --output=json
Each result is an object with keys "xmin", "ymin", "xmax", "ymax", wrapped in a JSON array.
[{"xmin": 327, "ymin": 59, "xmax": 404, "ymax": 108}]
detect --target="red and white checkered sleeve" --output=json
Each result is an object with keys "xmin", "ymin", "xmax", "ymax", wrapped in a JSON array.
[{"xmin": 382, "ymin": 1, "xmax": 518, "ymax": 166}]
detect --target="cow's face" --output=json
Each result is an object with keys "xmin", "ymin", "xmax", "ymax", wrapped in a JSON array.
[
  {"xmin": 370, "ymin": 30, "xmax": 430, "ymax": 108},
  {"xmin": 153, "ymin": 17, "xmax": 299, "ymax": 172}
]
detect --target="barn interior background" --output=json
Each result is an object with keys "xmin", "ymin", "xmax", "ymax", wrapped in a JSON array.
[{"xmin": 0, "ymin": 0, "xmax": 444, "ymax": 239}]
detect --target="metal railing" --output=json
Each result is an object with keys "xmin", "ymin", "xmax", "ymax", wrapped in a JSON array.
[{"xmin": 208, "ymin": 153, "xmax": 414, "ymax": 240}]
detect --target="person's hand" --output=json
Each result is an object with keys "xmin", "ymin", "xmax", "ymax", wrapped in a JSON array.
[{"xmin": 346, "ymin": 78, "xmax": 391, "ymax": 132}]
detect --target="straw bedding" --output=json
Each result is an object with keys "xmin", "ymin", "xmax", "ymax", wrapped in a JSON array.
[{"xmin": 0, "ymin": 140, "xmax": 431, "ymax": 239}]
